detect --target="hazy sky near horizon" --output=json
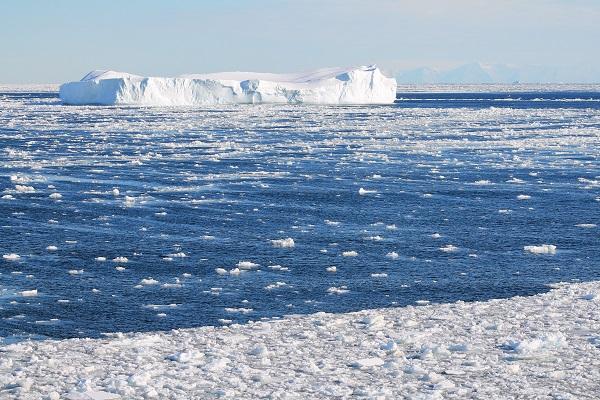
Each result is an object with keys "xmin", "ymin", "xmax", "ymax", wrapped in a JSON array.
[{"xmin": 1, "ymin": 0, "xmax": 599, "ymax": 83}]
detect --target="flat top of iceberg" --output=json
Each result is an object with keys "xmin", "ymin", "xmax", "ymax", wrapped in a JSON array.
[{"xmin": 82, "ymin": 65, "xmax": 380, "ymax": 84}]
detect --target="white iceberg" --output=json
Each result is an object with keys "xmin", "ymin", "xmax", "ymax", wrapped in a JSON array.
[{"xmin": 59, "ymin": 65, "xmax": 397, "ymax": 105}]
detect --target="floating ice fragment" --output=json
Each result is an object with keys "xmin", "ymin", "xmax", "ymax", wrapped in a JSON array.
[
  {"xmin": 68, "ymin": 269, "xmax": 84, "ymax": 275},
  {"xmin": 358, "ymin": 187, "xmax": 377, "ymax": 195},
  {"xmin": 439, "ymin": 245, "xmax": 458, "ymax": 252},
  {"xmin": 264, "ymin": 282, "xmax": 287, "ymax": 290},
  {"xmin": 352, "ymin": 357, "xmax": 384, "ymax": 368},
  {"xmin": 140, "ymin": 277, "xmax": 159, "ymax": 285},
  {"xmin": 326, "ymin": 266, "xmax": 337, "ymax": 273},
  {"xmin": 236, "ymin": 261, "xmax": 259, "ymax": 269},
  {"xmin": 327, "ymin": 286, "xmax": 349, "ymax": 294},
  {"xmin": 342, "ymin": 251, "xmax": 358, "ymax": 257},
  {"xmin": 386, "ymin": 252, "xmax": 399, "ymax": 260},
  {"xmin": 167, "ymin": 350, "xmax": 205, "ymax": 364},
  {"xmin": 524, "ymin": 244, "xmax": 557, "ymax": 254},
  {"xmin": 517, "ymin": 194, "xmax": 531, "ymax": 200},
  {"xmin": 15, "ymin": 185, "xmax": 35, "ymax": 193},
  {"xmin": 270, "ymin": 238, "xmax": 295, "ymax": 248},
  {"xmin": 371, "ymin": 273, "xmax": 388, "ymax": 278},
  {"xmin": 576, "ymin": 223, "xmax": 596, "ymax": 228},
  {"xmin": 268, "ymin": 265, "xmax": 289, "ymax": 271},
  {"xmin": 112, "ymin": 257, "xmax": 128, "ymax": 263},
  {"xmin": 95, "ymin": 257, "xmax": 107, "ymax": 262},
  {"xmin": 224, "ymin": 307, "xmax": 253, "ymax": 314},
  {"xmin": 505, "ymin": 332, "xmax": 567, "ymax": 356},
  {"xmin": 46, "ymin": 245, "xmax": 58, "ymax": 251},
  {"xmin": 3, "ymin": 253, "xmax": 21, "ymax": 261},
  {"xmin": 20, "ymin": 289, "xmax": 38, "ymax": 297}
]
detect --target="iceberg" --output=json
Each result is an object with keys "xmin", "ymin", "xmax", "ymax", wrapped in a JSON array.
[{"xmin": 59, "ymin": 66, "xmax": 397, "ymax": 106}]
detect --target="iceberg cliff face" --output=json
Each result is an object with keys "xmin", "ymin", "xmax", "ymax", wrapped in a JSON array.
[{"xmin": 59, "ymin": 66, "xmax": 397, "ymax": 105}]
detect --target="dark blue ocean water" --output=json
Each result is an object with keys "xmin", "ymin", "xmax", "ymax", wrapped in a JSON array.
[{"xmin": 1, "ymin": 90, "xmax": 599, "ymax": 340}]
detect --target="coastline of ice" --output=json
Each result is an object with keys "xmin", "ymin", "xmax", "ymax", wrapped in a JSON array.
[
  {"xmin": 2, "ymin": 281, "xmax": 599, "ymax": 399},
  {"xmin": 59, "ymin": 66, "xmax": 397, "ymax": 105}
]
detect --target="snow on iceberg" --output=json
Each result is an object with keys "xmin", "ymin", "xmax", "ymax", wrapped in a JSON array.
[{"xmin": 59, "ymin": 66, "xmax": 397, "ymax": 105}]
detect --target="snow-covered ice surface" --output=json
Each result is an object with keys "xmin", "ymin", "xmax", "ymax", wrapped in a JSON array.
[
  {"xmin": 1, "ymin": 86, "xmax": 599, "ymax": 347},
  {"xmin": 1, "ymin": 280, "xmax": 600, "ymax": 399},
  {"xmin": 59, "ymin": 66, "xmax": 397, "ymax": 105}
]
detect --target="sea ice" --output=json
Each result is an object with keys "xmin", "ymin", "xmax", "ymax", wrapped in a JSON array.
[
  {"xmin": 524, "ymin": 244, "xmax": 557, "ymax": 254},
  {"xmin": 270, "ymin": 238, "xmax": 295, "ymax": 248}
]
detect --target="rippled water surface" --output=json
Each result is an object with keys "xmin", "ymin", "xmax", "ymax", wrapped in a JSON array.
[{"xmin": 1, "ymin": 89, "xmax": 599, "ymax": 340}]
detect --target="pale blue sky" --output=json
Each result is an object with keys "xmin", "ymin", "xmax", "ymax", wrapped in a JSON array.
[{"xmin": 1, "ymin": 0, "xmax": 599, "ymax": 83}]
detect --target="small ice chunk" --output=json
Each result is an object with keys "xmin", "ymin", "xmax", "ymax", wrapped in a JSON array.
[
  {"xmin": 342, "ymin": 250, "xmax": 358, "ymax": 257},
  {"xmin": 167, "ymin": 350, "xmax": 205, "ymax": 364},
  {"xmin": 68, "ymin": 269, "xmax": 84, "ymax": 275},
  {"xmin": 46, "ymin": 245, "xmax": 58, "ymax": 251},
  {"xmin": 20, "ymin": 289, "xmax": 38, "ymax": 297},
  {"xmin": 224, "ymin": 307, "xmax": 253, "ymax": 314},
  {"xmin": 140, "ymin": 277, "xmax": 159, "ymax": 285},
  {"xmin": 215, "ymin": 268, "xmax": 228, "ymax": 275},
  {"xmin": 352, "ymin": 357, "xmax": 384, "ymax": 368},
  {"xmin": 386, "ymin": 252, "xmax": 399, "ymax": 260},
  {"xmin": 95, "ymin": 257, "xmax": 107, "ymax": 262},
  {"xmin": 49, "ymin": 193, "xmax": 63, "ymax": 199},
  {"xmin": 505, "ymin": 332, "xmax": 567, "ymax": 356},
  {"xmin": 236, "ymin": 261, "xmax": 259, "ymax": 270},
  {"xmin": 3, "ymin": 253, "xmax": 21, "ymax": 261},
  {"xmin": 112, "ymin": 256, "xmax": 128, "ymax": 263},
  {"xmin": 439, "ymin": 245, "xmax": 458, "ymax": 252},
  {"xmin": 517, "ymin": 194, "xmax": 531, "ymax": 200},
  {"xmin": 15, "ymin": 185, "xmax": 35, "ymax": 193},
  {"xmin": 576, "ymin": 223, "xmax": 596, "ymax": 228},
  {"xmin": 358, "ymin": 187, "xmax": 377, "ymax": 195},
  {"xmin": 524, "ymin": 244, "xmax": 556, "ymax": 254},
  {"xmin": 264, "ymin": 281, "xmax": 287, "ymax": 290},
  {"xmin": 270, "ymin": 238, "xmax": 295, "ymax": 248},
  {"xmin": 326, "ymin": 266, "xmax": 337, "ymax": 273},
  {"xmin": 371, "ymin": 273, "xmax": 388, "ymax": 278},
  {"xmin": 327, "ymin": 286, "xmax": 349, "ymax": 294}
]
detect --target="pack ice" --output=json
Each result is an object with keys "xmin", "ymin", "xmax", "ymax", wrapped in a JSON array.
[{"xmin": 59, "ymin": 66, "xmax": 397, "ymax": 105}]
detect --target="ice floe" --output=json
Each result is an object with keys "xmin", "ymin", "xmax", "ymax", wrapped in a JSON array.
[
  {"xmin": 524, "ymin": 244, "xmax": 557, "ymax": 254},
  {"xmin": 270, "ymin": 238, "xmax": 295, "ymax": 248}
]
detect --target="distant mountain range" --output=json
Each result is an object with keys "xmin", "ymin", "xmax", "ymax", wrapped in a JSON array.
[{"xmin": 395, "ymin": 63, "xmax": 599, "ymax": 84}]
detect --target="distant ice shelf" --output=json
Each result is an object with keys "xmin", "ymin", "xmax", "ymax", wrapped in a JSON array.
[{"xmin": 59, "ymin": 66, "xmax": 397, "ymax": 105}]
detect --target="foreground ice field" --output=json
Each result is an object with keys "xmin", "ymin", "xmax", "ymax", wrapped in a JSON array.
[{"xmin": 1, "ymin": 280, "xmax": 599, "ymax": 399}]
